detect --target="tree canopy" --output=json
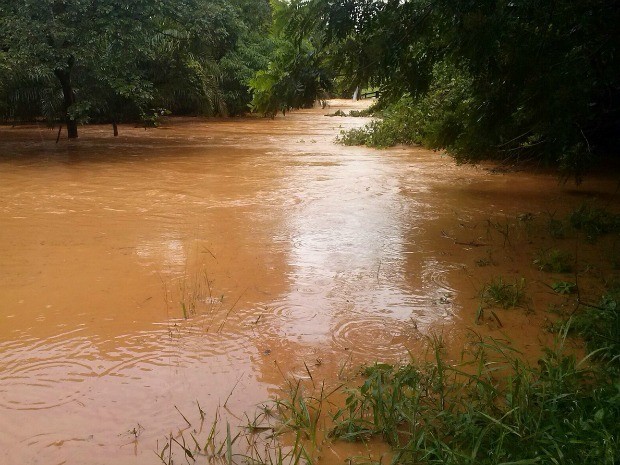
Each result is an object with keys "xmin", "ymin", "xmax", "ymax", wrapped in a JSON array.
[
  {"xmin": 0, "ymin": 0, "xmax": 272, "ymax": 137},
  {"xmin": 255, "ymin": 0, "xmax": 620, "ymax": 175}
]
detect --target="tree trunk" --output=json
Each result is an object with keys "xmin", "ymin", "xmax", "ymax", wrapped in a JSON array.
[
  {"xmin": 112, "ymin": 121, "xmax": 118, "ymax": 137},
  {"xmin": 54, "ymin": 63, "xmax": 78, "ymax": 139}
]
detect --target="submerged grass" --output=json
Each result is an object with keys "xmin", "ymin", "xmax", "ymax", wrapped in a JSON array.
[
  {"xmin": 159, "ymin": 313, "xmax": 619, "ymax": 465},
  {"xmin": 571, "ymin": 286, "xmax": 620, "ymax": 369},
  {"xmin": 329, "ymin": 330, "xmax": 620, "ymax": 465},
  {"xmin": 569, "ymin": 204, "xmax": 620, "ymax": 242},
  {"xmin": 481, "ymin": 277, "xmax": 528, "ymax": 309},
  {"xmin": 533, "ymin": 248, "xmax": 574, "ymax": 273},
  {"xmin": 157, "ymin": 404, "xmax": 314, "ymax": 465}
]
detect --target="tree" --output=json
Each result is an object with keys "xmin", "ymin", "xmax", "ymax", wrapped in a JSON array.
[
  {"xmin": 0, "ymin": 0, "xmax": 273, "ymax": 136},
  {"xmin": 276, "ymin": 0, "xmax": 620, "ymax": 175},
  {"xmin": 0, "ymin": 1, "xmax": 168, "ymax": 137},
  {"xmin": 147, "ymin": 0, "xmax": 272, "ymax": 117},
  {"xmin": 248, "ymin": 0, "xmax": 333, "ymax": 116}
]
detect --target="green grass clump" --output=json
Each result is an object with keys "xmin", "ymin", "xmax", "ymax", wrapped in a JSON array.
[
  {"xmin": 533, "ymin": 248, "xmax": 574, "ymax": 273},
  {"xmin": 348, "ymin": 108, "xmax": 373, "ymax": 117},
  {"xmin": 569, "ymin": 204, "xmax": 620, "ymax": 241},
  {"xmin": 329, "ymin": 333, "xmax": 620, "ymax": 465},
  {"xmin": 481, "ymin": 277, "xmax": 527, "ymax": 309},
  {"xmin": 572, "ymin": 288, "xmax": 620, "ymax": 372}
]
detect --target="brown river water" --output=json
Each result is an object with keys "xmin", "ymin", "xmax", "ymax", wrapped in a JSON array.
[{"xmin": 0, "ymin": 100, "xmax": 618, "ymax": 464}]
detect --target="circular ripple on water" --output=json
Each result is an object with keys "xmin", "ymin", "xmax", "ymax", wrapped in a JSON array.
[
  {"xmin": 0, "ymin": 338, "xmax": 98, "ymax": 410},
  {"xmin": 102, "ymin": 324, "xmax": 254, "ymax": 377},
  {"xmin": 262, "ymin": 302, "xmax": 336, "ymax": 343},
  {"xmin": 425, "ymin": 266, "xmax": 457, "ymax": 294},
  {"xmin": 331, "ymin": 316, "xmax": 421, "ymax": 360}
]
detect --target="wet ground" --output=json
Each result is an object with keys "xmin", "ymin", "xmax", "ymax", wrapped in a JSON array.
[{"xmin": 0, "ymin": 100, "xmax": 618, "ymax": 464}]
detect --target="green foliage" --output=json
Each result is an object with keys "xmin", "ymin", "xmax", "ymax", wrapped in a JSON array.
[
  {"xmin": 552, "ymin": 280, "xmax": 577, "ymax": 295},
  {"xmin": 0, "ymin": 0, "xmax": 273, "ymax": 132},
  {"xmin": 149, "ymin": 0, "xmax": 272, "ymax": 117},
  {"xmin": 339, "ymin": 61, "xmax": 487, "ymax": 154},
  {"xmin": 534, "ymin": 248, "xmax": 574, "ymax": 273},
  {"xmin": 249, "ymin": 38, "xmax": 330, "ymax": 116},
  {"xmin": 287, "ymin": 0, "xmax": 620, "ymax": 175},
  {"xmin": 325, "ymin": 109, "xmax": 346, "ymax": 117},
  {"xmin": 570, "ymin": 204, "xmax": 620, "ymax": 242},
  {"xmin": 481, "ymin": 277, "xmax": 527, "ymax": 309},
  {"xmin": 572, "ymin": 288, "xmax": 620, "ymax": 371},
  {"xmin": 248, "ymin": 0, "xmax": 333, "ymax": 116},
  {"xmin": 330, "ymin": 334, "xmax": 620, "ymax": 465},
  {"xmin": 339, "ymin": 96, "xmax": 421, "ymax": 148},
  {"xmin": 0, "ymin": 66, "xmax": 60, "ymax": 123},
  {"xmin": 219, "ymin": 28, "xmax": 274, "ymax": 115},
  {"xmin": 347, "ymin": 109, "xmax": 372, "ymax": 117},
  {"xmin": 0, "ymin": 0, "xmax": 171, "ymax": 131}
]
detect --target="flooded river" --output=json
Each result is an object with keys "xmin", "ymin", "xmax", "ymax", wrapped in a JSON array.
[{"xmin": 0, "ymin": 100, "xmax": 617, "ymax": 464}]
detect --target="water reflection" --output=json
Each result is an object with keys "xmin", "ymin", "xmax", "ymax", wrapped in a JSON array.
[{"xmin": 270, "ymin": 151, "xmax": 416, "ymax": 345}]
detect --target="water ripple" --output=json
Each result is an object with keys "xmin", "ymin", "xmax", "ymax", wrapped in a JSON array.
[
  {"xmin": 0, "ymin": 320, "xmax": 255, "ymax": 411},
  {"xmin": 331, "ymin": 316, "xmax": 423, "ymax": 359}
]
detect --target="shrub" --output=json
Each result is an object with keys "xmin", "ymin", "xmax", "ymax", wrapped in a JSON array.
[{"xmin": 534, "ymin": 248, "xmax": 574, "ymax": 273}]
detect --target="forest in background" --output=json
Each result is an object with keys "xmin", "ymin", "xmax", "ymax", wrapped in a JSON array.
[
  {"xmin": 1, "ymin": 0, "xmax": 619, "ymax": 177},
  {"xmin": 0, "ymin": 0, "xmax": 273, "ymax": 137}
]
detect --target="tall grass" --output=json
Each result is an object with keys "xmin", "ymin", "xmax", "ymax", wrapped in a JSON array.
[
  {"xmin": 157, "ymin": 384, "xmax": 322, "ymax": 465},
  {"xmin": 329, "ymin": 331, "xmax": 619, "ymax": 465},
  {"xmin": 571, "ymin": 286, "xmax": 620, "ymax": 372},
  {"xmin": 158, "ymin": 313, "xmax": 618, "ymax": 465}
]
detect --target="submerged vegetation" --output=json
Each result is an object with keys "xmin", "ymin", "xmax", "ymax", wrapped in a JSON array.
[
  {"xmin": 572, "ymin": 286, "xmax": 620, "ymax": 366},
  {"xmin": 161, "ymin": 314, "xmax": 620, "ymax": 465},
  {"xmin": 533, "ymin": 248, "xmax": 574, "ymax": 273},
  {"xmin": 159, "ymin": 204, "xmax": 619, "ymax": 465},
  {"xmin": 480, "ymin": 276, "xmax": 528, "ymax": 309},
  {"xmin": 329, "ymin": 329, "xmax": 619, "ymax": 465}
]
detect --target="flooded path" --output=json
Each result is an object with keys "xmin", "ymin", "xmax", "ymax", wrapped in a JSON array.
[{"xmin": 0, "ymin": 100, "xmax": 618, "ymax": 464}]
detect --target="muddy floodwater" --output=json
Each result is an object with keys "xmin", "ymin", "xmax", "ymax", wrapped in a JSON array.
[{"xmin": 0, "ymin": 100, "xmax": 618, "ymax": 464}]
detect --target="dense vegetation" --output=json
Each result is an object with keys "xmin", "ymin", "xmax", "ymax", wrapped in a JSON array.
[
  {"xmin": 254, "ymin": 0, "xmax": 620, "ymax": 176},
  {"xmin": 319, "ymin": 206, "xmax": 620, "ymax": 465},
  {"xmin": 328, "ymin": 326, "xmax": 619, "ymax": 465},
  {"xmin": 2, "ymin": 0, "xmax": 619, "ymax": 169},
  {"xmin": 0, "ymin": 0, "xmax": 272, "ymax": 137}
]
